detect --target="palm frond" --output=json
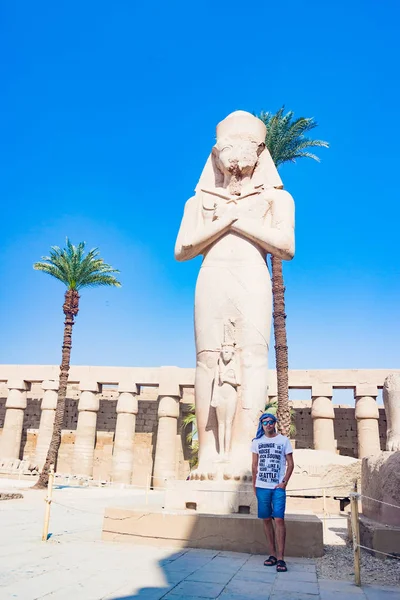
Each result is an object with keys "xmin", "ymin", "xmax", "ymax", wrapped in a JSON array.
[
  {"xmin": 80, "ymin": 273, "xmax": 122, "ymax": 288},
  {"xmin": 33, "ymin": 262, "xmax": 70, "ymax": 285},
  {"xmin": 34, "ymin": 238, "xmax": 121, "ymax": 291},
  {"xmin": 181, "ymin": 403, "xmax": 197, "ymax": 444},
  {"xmin": 258, "ymin": 107, "xmax": 329, "ymax": 167},
  {"xmin": 290, "ymin": 151, "xmax": 322, "ymax": 162}
]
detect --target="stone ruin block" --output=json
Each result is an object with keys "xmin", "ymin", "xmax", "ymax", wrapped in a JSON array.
[{"xmin": 362, "ymin": 452, "xmax": 400, "ymax": 526}]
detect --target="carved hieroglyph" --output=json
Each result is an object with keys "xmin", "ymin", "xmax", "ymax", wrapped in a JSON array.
[
  {"xmin": 175, "ymin": 111, "xmax": 295, "ymax": 480},
  {"xmin": 383, "ymin": 373, "xmax": 400, "ymax": 451}
]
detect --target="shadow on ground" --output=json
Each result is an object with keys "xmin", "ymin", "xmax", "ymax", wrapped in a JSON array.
[{"xmin": 104, "ymin": 479, "xmax": 295, "ymax": 600}]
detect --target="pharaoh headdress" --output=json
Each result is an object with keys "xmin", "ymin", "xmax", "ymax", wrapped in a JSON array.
[{"xmin": 195, "ymin": 110, "xmax": 283, "ymax": 194}]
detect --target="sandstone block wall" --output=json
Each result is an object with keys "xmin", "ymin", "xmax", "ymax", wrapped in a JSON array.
[
  {"xmin": 0, "ymin": 383, "xmax": 191, "ymax": 482},
  {"xmin": 0, "ymin": 378, "xmax": 389, "ymax": 479},
  {"xmin": 292, "ymin": 404, "xmax": 387, "ymax": 457}
]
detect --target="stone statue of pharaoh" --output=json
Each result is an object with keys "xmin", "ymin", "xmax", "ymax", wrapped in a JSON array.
[{"xmin": 175, "ymin": 110, "xmax": 295, "ymax": 480}]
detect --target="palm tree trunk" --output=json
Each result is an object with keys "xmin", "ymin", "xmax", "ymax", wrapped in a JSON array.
[
  {"xmin": 271, "ymin": 255, "xmax": 291, "ymax": 436},
  {"xmin": 34, "ymin": 290, "xmax": 79, "ymax": 489}
]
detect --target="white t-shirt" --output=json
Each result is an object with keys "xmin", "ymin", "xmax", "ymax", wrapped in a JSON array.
[{"xmin": 251, "ymin": 434, "xmax": 293, "ymax": 489}]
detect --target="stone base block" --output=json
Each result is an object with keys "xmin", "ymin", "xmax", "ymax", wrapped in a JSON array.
[
  {"xmin": 102, "ymin": 508, "xmax": 323, "ymax": 557},
  {"xmin": 348, "ymin": 513, "xmax": 400, "ymax": 559},
  {"xmin": 164, "ymin": 480, "xmax": 257, "ymax": 514},
  {"xmin": 290, "ymin": 449, "xmax": 361, "ymax": 497},
  {"xmin": 362, "ymin": 451, "xmax": 400, "ymax": 526}
]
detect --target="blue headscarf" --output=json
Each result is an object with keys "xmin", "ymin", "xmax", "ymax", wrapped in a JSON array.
[{"xmin": 253, "ymin": 412, "xmax": 277, "ymax": 440}]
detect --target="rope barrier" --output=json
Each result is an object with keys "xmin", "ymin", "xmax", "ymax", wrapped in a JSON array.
[
  {"xmin": 358, "ymin": 544, "xmax": 400, "ymax": 560},
  {"xmin": 359, "ymin": 494, "xmax": 400, "ymax": 510},
  {"xmin": 357, "ymin": 544, "xmax": 400, "ymax": 560},
  {"xmin": 287, "ymin": 484, "xmax": 350, "ymax": 492},
  {"xmin": 54, "ymin": 482, "xmax": 168, "ymax": 491},
  {"xmin": 50, "ymin": 499, "xmax": 348, "ymax": 520},
  {"xmin": 52, "ymin": 499, "xmax": 168, "ymax": 521},
  {"xmin": 52, "ymin": 472, "xmax": 352, "ymax": 496},
  {"xmin": 165, "ymin": 484, "xmax": 350, "ymax": 494},
  {"xmin": 52, "ymin": 500, "xmax": 105, "ymax": 516},
  {"xmin": 51, "ymin": 480, "xmax": 351, "ymax": 494}
]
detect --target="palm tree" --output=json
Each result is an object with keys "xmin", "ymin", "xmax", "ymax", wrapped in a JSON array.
[
  {"xmin": 258, "ymin": 107, "xmax": 329, "ymax": 436},
  {"xmin": 181, "ymin": 403, "xmax": 199, "ymax": 469},
  {"xmin": 33, "ymin": 239, "xmax": 121, "ymax": 488}
]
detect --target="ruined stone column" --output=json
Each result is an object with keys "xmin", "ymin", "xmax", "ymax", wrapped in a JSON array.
[
  {"xmin": 0, "ymin": 380, "xmax": 28, "ymax": 459},
  {"xmin": 355, "ymin": 384, "xmax": 380, "ymax": 458},
  {"xmin": 34, "ymin": 380, "xmax": 59, "ymax": 469},
  {"xmin": 72, "ymin": 380, "xmax": 99, "ymax": 477},
  {"xmin": 153, "ymin": 367, "xmax": 181, "ymax": 488},
  {"xmin": 311, "ymin": 384, "xmax": 336, "ymax": 452},
  {"xmin": 111, "ymin": 382, "xmax": 139, "ymax": 484}
]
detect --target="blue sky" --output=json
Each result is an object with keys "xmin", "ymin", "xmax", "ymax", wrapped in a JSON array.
[{"xmin": 0, "ymin": 0, "xmax": 399, "ymax": 372}]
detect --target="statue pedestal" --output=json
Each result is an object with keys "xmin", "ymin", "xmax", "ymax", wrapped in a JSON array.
[
  {"xmin": 164, "ymin": 480, "xmax": 257, "ymax": 515},
  {"xmin": 103, "ymin": 506, "xmax": 323, "ymax": 557}
]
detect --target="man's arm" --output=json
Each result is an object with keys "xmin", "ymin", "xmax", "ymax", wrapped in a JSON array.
[
  {"xmin": 275, "ymin": 453, "xmax": 294, "ymax": 489},
  {"xmin": 252, "ymin": 452, "xmax": 258, "ymax": 494}
]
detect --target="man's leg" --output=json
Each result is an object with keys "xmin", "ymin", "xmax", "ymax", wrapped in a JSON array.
[
  {"xmin": 256, "ymin": 488, "xmax": 277, "ymax": 561},
  {"xmin": 274, "ymin": 518, "xmax": 286, "ymax": 561},
  {"xmin": 272, "ymin": 488, "xmax": 287, "ymax": 566},
  {"xmin": 263, "ymin": 518, "xmax": 277, "ymax": 557}
]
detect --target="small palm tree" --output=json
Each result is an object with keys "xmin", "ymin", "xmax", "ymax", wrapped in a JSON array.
[
  {"xmin": 33, "ymin": 239, "xmax": 121, "ymax": 488},
  {"xmin": 264, "ymin": 398, "xmax": 296, "ymax": 439},
  {"xmin": 258, "ymin": 107, "xmax": 329, "ymax": 436},
  {"xmin": 181, "ymin": 403, "xmax": 199, "ymax": 469}
]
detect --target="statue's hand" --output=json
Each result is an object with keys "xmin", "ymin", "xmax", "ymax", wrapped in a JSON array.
[
  {"xmin": 212, "ymin": 203, "xmax": 225, "ymax": 221},
  {"xmin": 219, "ymin": 204, "xmax": 239, "ymax": 225},
  {"xmin": 213, "ymin": 200, "xmax": 239, "ymax": 224}
]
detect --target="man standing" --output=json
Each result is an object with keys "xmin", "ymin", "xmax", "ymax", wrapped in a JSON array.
[{"xmin": 251, "ymin": 412, "xmax": 294, "ymax": 572}]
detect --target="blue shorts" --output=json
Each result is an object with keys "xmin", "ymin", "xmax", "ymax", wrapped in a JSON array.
[{"xmin": 256, "ymin": 487, "xmax": 286, "ymax": 519}]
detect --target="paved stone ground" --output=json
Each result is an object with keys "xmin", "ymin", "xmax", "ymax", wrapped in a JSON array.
[{"xmin": 0, "ymin": 479, "xmax": 398, "ymax": 600}]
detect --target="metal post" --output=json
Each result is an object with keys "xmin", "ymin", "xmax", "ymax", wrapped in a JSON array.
[
  {"xmin": 42, "ymin": 465, "xmax": 54, "ymax": 542},
  {"xmin": 350, "ymin": 492, "xmax": 361, "ymax": 586}
]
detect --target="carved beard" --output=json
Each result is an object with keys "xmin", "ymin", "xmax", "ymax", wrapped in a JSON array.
[
  {"xmin": 228, "ymin": 163, "xmax": 242, "ymax": 196},
  {"xmin": 227, "ymin": 157, "xmax": 258, "ymax": 196}
]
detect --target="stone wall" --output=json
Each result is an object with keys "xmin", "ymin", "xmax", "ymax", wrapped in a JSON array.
[
  {"xmin": 0, "ymin": 367, "xmax": 396, "ymax": 482},
  {"xmin": 0, "ymin": 395, "xmax": 388, "ymax": 473},
  {"xmin": 292, "ymin": 403, "xmax": 387, "ymax": 458},
  {"xmin": 0, "ymin": 384, "xmax": 191, "ymax": 483}
]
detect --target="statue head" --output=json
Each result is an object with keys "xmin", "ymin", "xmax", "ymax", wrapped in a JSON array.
[
  {"xmin": 221, "ymin": 343, "xmax": 235, "ymax": 364},
  {"xmin": 195, "ymin": 110, "xmax": 283, "ymax": 193},
  {"xmin": 214, "ymin": 111, "xmax": 266, "ymax": 178}
]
